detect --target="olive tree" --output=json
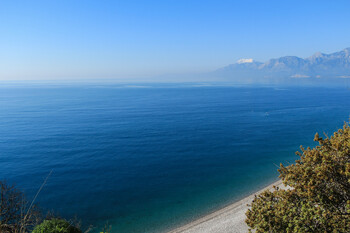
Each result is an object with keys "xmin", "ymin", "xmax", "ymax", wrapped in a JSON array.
[{"xmin": 246, "ymin": 122, "xmax": 350, "ymax": 232}]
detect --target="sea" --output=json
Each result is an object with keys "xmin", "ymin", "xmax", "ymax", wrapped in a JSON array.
[{"xmin": 0, "ymin": 83, "xmax": 349, "ymax": 233}]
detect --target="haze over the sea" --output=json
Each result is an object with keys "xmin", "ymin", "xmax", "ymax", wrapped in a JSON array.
[{"xmin": 1, "ymin": 0, "xmax": 350, "ymax": 82}]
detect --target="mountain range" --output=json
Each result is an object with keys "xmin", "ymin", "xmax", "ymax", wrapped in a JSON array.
[{"xmin": 212, "ymin": 48, "xmax": 350, "ymax": 85}]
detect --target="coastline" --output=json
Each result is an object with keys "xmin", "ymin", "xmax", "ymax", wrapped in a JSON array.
[{"xmin": 168, "ymin": 180, "xmax": 284, "ymax": 233}]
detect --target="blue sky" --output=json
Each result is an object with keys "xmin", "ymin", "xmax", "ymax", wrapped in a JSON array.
[{"xmin": 1, "ymin": 0, "xmax": 350, "ymax": 81}]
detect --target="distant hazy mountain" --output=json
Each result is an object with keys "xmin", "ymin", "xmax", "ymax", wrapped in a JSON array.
[{"xmin": 212, "ymin": 48, "xmax": 350, "ymax": 85}]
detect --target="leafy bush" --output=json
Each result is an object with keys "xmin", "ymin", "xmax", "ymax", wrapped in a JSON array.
[
  {"xmin": 245, "ymin": 122, "xmax": 350, "ymax": 232},
  {"xmin": 32, "ymin": 219, "xmax": 82, "ymax": 233}
]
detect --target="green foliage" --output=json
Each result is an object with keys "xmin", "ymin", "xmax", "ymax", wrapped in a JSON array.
[
  {"xmin": 32, "ymin": 219, "xmax": 82, "ymax": 233},
  {"xmin": 246, "ymin": 122, "xmax": 350, "ymax": 232}
]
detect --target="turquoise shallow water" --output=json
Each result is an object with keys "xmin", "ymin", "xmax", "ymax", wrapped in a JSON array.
[{"xmin": 0, "ymin": 84, "xmax": 349, "ymax": 232}]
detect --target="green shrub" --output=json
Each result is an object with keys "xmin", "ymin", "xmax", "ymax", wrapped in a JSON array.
[
  {"xmin": 32, "ymin": 218, "xmax": 82, "ymax": 233},
  {"xmin": 246, "ymin": 122, "xmax": 350, "ymax": 232}
]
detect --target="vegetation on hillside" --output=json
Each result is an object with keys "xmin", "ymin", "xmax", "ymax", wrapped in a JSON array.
[
  {"xmin": 0, "ymin": 181, "xmax": 41, "ymax": 232},
  {"xmin": 246, "ymin": 122, "xmax": 350, "ymax": 232},
  {"xmin": 0, "ymin": 180, "xmax": 110, "ymax": 233}
]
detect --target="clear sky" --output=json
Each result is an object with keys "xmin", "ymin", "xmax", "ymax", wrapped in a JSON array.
[{"xmin": 1, "ymin": 0, "xmax": 350, "ymax": 81}]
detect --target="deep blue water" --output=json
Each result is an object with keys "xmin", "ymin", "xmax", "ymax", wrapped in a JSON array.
[{"xmin": 0, "ymin": 84, "xmax": 349, "ymax": 232}]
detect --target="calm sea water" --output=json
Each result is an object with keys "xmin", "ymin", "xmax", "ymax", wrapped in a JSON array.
[{"xmin": 0, "ymin": 84, "xmax": 349, "ymax": 232}]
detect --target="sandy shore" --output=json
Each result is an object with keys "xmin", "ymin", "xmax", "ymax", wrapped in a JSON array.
[{"xmin": 168, "ymin": 180, "xmax": 285, "ymax": 233}]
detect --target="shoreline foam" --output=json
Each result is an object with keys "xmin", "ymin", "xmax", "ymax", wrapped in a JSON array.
[{"xmin": 168, "ymin": 180, "xmax": 284, "ymax": 233}]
